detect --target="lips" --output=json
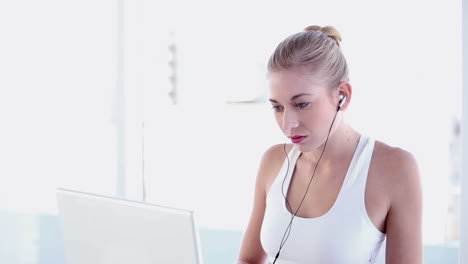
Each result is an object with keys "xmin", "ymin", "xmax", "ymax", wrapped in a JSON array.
[{"xmin": 290, "ymin": 135, "xmax": 307, "ymax": 143}]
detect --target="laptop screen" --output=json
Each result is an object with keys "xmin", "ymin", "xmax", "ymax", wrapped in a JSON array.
[{"xmin": 56, "ymin": 188, "xmax": 203, "ymax": 264}]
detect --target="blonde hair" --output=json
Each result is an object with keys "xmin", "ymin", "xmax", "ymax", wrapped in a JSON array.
[{"xmin": 267, "ymin": 25, "xmax": 349, "ymax": 89}]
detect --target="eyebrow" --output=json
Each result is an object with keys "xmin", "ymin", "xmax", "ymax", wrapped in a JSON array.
[{"xmin": 268, "ymin": 93, "xmax": 314, "ymax": 103}]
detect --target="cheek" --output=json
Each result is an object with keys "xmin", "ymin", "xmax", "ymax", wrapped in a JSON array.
[
  {"xmin": 311, "ymin": 108, "xmax": 337, "ymax": 131},
  {"xmin": 300, "ymin": 108, "xmax": 334, "ymax": 129}
]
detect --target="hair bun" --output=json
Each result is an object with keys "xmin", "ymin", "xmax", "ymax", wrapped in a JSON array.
[{"xmin": 304, "ymin": 25, "xmax": 342, "ymax": 47}]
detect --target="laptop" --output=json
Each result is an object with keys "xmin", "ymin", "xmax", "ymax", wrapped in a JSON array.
[{"xmin": 56, "ymin": 188, "xmax": 204, "ymax": 264}]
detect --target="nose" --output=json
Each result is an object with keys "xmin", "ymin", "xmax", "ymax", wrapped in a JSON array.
[{"xmin": 281, "ymin": 110, "xmax": 299, "ymax": 134}]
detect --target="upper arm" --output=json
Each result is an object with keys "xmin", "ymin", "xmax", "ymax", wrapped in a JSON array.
[
  {"xmin": 237, "ymin": 144, "xmax": 286, "ymax": 264},
  {"xmin": 385, "ymin": 149, "xmax": 423, "ymax": 264}
]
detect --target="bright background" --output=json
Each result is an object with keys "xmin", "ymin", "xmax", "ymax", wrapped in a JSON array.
[{"xmin": 0, "ymin": 0, "xmax": 463, "ymax": 263}]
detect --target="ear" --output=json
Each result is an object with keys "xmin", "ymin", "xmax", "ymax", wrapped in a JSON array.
[{"xmin": 337, "ymin": 81, "xmax": 352, "ymax": 111}]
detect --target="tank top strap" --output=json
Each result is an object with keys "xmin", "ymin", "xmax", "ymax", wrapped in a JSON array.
[
  {"xmin": 342, "ymin": 135, "xmax": 376, "ymax": 189},
  {"xmin": 283, "ymin": 145, "xmax": 301, "ymax": 187}
]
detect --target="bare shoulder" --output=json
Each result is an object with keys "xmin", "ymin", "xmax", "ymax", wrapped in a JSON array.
[
  {"xmin": 373, "ymin": 141, "xmax": 419, "ymax": 177},
  {"xmin": 257, "ymin": 143, "xmax": 294, "ymax": 191},
  {"xmin": 372, "ymin": 142, "xmax": 423, "ymax": 263},
  {"xmin": 372, "ymin": 140, "xmax": 421, "ymax": 197},
  {"xmin": 261, "ymin": 143, "xmax": 294, "ymax": 164}
]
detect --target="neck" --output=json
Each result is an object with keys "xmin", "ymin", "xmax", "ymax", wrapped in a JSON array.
[{"xmin": 300, "ymin": 122, "xmax": 360, "ymax": 164}]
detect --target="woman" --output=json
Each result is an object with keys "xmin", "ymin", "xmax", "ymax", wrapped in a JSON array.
[{"xmin": 236, "ymin": 25, "xmax": 423, "ymax": 264}]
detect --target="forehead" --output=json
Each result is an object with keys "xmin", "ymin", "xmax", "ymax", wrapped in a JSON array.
[{"xmin": 268, "ymin": 69, "xmax": 328, "ymax": 99}]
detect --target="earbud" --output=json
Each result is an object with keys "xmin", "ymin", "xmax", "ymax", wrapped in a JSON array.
[{"xmin": 337, "ymin": 94, "xmax": 347, "ymax": 111}]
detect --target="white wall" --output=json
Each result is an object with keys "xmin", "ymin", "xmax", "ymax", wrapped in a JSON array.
[{"xmin": 0, "ymin": 0, "xmax": 117, "ymax": 213}]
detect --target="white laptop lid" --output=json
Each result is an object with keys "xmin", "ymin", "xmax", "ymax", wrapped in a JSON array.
[{"xmin": 56, "ymin": 188, "xmax": 204, "ymax": 264}]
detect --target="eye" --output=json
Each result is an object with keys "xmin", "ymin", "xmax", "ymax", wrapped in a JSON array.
[
  {"xmin": 295, "ymin": 102, "xmax": 310, "ymax": 109},
  {"xmin": 271, "ymin": 105, "xmax": 284, "ymax": 112}
]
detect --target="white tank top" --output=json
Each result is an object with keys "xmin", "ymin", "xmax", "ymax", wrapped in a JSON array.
[{"xmin": 260, "ymin": 135, "xmax": 386, "ymax": 264}]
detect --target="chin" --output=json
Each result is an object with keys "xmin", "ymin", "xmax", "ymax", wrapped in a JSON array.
[
  {"xmin": 294, "ymin": 144, "xmax": 312, "ymax": 153},
  {"xmin": 294, "ymin": 142, "xmax": 321, "ymax": 153}
]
